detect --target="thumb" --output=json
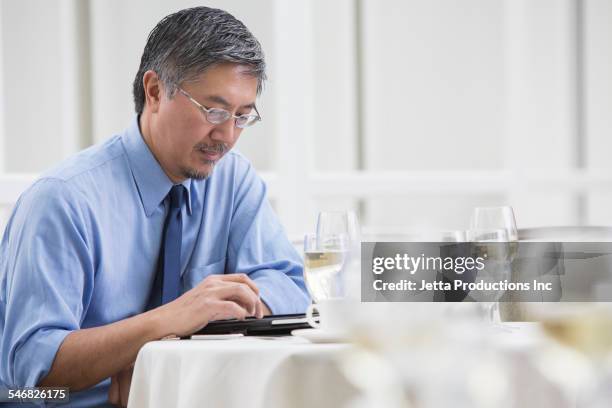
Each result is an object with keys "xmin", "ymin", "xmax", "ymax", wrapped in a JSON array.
[{"xmin": 108, "ymin": 375, "xmax": 119, "ymax": 405}]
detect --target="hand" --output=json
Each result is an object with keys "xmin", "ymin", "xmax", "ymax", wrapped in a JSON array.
[
  {"xmin": 108, "ymin": 364, "xmax": 133, "ymax": 407},
  {"xmin": 156, "ymin": 273, "xmax": 264, "ymax": 337}
]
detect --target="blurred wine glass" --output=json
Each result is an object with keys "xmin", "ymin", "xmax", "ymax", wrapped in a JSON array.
[
  {"xmin": 469, "ymin": 207, "xmax": 518, "ymax": 241},
  {"xmin": 465, "ymin": 228, "xmax": 511, "ymax": 323},
  {"xmin": 469, "ymin": 206, "xmax": 518, "ymax": 323},
  {"xmin": 535, "ymin": 304, "xmax": 612, "ymax": 407}
]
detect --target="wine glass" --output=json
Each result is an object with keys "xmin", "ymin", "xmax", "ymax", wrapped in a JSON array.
[
  {"xmin": 469, "ymin": 206, "xmax": 518, "ymax": 322},
  {"xmin": 316, "ymin": 210, "xmax": 360, "ymax": 249},
  {"xmin": 465, "ymin": 228, "xmax": 512, "ymax": 324},
  {"xmin": 316, "ymin": 211, "xmax": 361, "ymax": 299},
  {"xmin": 303, "ymin": 233, "xmax": 348, "ymax": 302},
  {"xmin": 469, "ymin": 206, "xmax": 518, "ymax": 241}
]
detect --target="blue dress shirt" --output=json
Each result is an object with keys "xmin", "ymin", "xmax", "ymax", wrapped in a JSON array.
[{"xmin": 0, "ymin": 117, "xmax": 310, "ymax": 406}]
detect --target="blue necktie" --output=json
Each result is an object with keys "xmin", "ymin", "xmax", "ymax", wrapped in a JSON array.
[{"xmin": 160, "ymin": 185, "xmax": 185, "ymax": 304}]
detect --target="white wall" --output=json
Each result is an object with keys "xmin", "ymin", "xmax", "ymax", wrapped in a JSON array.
[
  {"xmin": 361, "ymin": 0, "xmax": 505, "ymax": 231},
  {"xmin": 585, "ymin": 0, "xmax": 612, "ymax": 225},
  {"xmin": 2, "ymin": 0, "xmax": 64, "ymax": 172}
]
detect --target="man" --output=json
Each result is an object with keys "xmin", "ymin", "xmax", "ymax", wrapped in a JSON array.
[{"xmin": 0, "ymin": 7, "xmax": 310, "ymax": 406}]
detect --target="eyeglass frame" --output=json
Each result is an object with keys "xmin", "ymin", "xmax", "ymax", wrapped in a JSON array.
[{"xmin": 178, "ymin": 88, "xmax": 262, "ymax": 129}]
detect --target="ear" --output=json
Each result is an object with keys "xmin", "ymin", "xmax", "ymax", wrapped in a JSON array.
[{"xmin": 142, "ymin": 70, "xmax": 163, "ymax": 114}]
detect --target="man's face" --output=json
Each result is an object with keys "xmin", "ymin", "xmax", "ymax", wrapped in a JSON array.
[{"xmin": 153, "ymin": 63, "xmax": 258, "ymax": 181}]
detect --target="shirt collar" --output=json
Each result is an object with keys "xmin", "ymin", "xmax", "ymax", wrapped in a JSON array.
[{"xmin": 122, "ymin": 116, "xmax": 192, "ymax": 217}]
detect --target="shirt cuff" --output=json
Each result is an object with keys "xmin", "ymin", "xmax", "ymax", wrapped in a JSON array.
[
  {"xmin": 13, "ymin": 328, "xmax": 71, "ymax": 387},
  {"xmin": 249, "ymin": 269, "xmax": 311, "ymax": 315}
]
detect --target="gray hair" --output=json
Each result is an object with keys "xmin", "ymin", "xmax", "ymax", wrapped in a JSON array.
[{"xmin": 133, "ymin": 6, "xmax": 266, "ymax": 114}]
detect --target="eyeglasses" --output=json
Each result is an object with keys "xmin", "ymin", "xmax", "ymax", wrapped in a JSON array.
[{"xmin": 178, "ymin": 88, "xmax": 262, "ymax": 129}]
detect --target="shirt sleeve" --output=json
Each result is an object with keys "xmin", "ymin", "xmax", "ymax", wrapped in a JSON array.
[
  {"xmin": 0, "ymin": 178, "xmax": 95, "ymax": 387},
  {"xmin": 226, "ymin": 159, "xmax": 311, "ymax": 314}
]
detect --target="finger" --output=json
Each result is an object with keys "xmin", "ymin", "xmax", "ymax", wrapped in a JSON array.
[
  {"xmin": 216, "ymin": 280, "xmax": 261, "ymax": 317},
  {"xmin": 213, "ymin": 273, "xmax": 260, "ymax": 296},
  {"xmin": 209, "ymin": 300, "xmax": 249, "ymax": 321},
  {"xmin": 255, "ymin": 300, "xmax": 264, "ymax": 319},
  {"xmin": 211, "ymin": 283, "xmax": 259, "ymax": 315},
  {"xmin": 108, "ymin": 376, "xmax": 119, "ymax": 406},
  {"xmin": 119, "ymin": 368, "xmax": 133, "ymax": 408}
]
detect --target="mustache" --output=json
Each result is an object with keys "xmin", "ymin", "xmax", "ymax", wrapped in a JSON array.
[{"xmin": 194, "ymin": 142, "xmax": 228, "ymax": 155}]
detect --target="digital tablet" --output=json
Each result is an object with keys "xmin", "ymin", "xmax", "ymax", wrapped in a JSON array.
[{"xmin": 186, "ymin": 313, "xmax": 316, "ymax": 337}]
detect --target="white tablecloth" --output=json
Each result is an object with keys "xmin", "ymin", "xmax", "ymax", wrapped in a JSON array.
[
  {"xmin": 128, "ymin": 336, "xmax": 355, "ymax": 408},
  {"xmin": 128, "ymin": 325, "xmax": 591, "ymax": 408}
]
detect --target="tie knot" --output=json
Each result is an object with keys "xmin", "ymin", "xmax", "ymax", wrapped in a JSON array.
[{"xmin": 168, "ymin": 185, "xmax": 185, "ymax": 209}]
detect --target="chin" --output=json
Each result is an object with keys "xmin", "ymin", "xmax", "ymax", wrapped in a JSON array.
[{"xmin": 182, "ymin": 163, "xmax": 214, "ymax": 180}]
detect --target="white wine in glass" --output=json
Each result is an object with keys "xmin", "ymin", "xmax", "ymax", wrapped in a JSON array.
[
  {"xmin": 303, "ymin": 233, "xmax": 348, "ymax": 302},
  {"xmin": 316, "ymin": 210, "xmax": 361, "ymax": 299}
]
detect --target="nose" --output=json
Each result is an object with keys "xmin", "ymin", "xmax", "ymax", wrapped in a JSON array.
[{"xmin": 210, "ymin": 118, "xmax": 237, "ymax": 146}]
